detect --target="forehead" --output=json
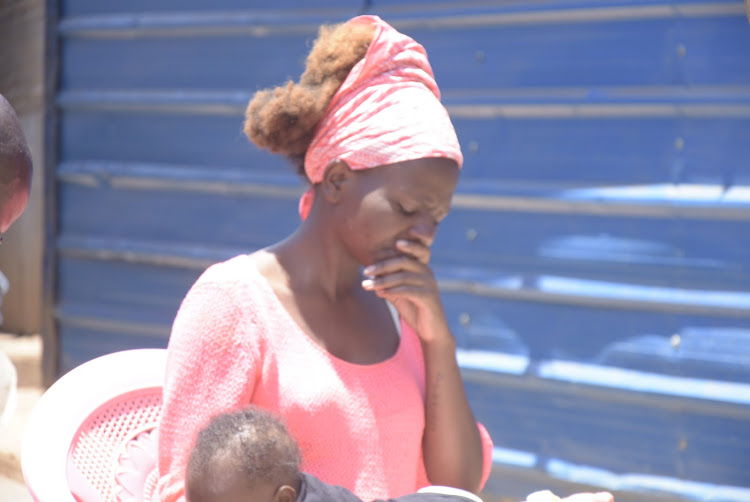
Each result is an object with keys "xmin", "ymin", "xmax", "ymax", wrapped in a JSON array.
[{"xmin": 359, "ymin": 157, "xmax": 459, "ymax": 198}]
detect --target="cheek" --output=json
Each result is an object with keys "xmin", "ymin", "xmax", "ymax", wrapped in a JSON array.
[
  {"xmin": 0, "ymin": 189, "xmax": 29, "ymax": 233},
  {"xmin": 340, "ymin": 193, "xmax": 400, "ymax": 261},
  {"xmin": 360, "ymin": 193, "xmax": 405, "ymax": 239}
]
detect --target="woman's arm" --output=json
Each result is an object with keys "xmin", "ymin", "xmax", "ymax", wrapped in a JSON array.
[
  {"xmin": 362, "ymin": 238, "xmax": 489, "ymax": 492},
  {"xmin": 157, "ymin": 277, "xmax": 259, "ymax": 502},
  {"xmin": 420, "ymin": 321, "xmax": 485, "ymax": 491}
]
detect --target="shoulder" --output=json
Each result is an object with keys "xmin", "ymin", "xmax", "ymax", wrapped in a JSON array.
[
  {"xmin": 185, "ymin": 254, "xmax": 269, "ymax": 302},
  {"xmin": 173, "ymin": 254, "xmax": 269, "ymax": 334},
  {"xmin": 168, "ymin": 254, "xmax": 273, "ymax": 358},
  {"xmin": 198, "ymin": 253, "xmax": 260, "ymax": 286}
]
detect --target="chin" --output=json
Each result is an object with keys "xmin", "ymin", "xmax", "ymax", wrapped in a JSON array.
[{"xmin": 369, "ymin": 246, "xmax": 401, "ymax": 265}]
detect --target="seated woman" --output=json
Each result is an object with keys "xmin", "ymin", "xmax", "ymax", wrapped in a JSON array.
[
  {"xmin": 158, "ymin": 15, "xmax": 492, "ymax": 501},
  {"xmin": 157, "ymin": 14, "xmax": 614, "ymax": 502}
]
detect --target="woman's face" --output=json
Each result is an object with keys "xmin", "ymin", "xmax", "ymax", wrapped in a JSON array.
[{"xmin": 333, "ymin": 157, "xmax": 460, "ymax": 267}]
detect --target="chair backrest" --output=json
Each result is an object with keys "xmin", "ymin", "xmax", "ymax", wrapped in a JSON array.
[{"xmin": 22, "ymin": 349, "xmax": 168, "ymax": 502}]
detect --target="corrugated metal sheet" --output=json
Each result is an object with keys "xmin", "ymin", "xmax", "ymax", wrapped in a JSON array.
[{"xmin": 48, "ymin": 1, "xmax": 750, "ymax": 501}]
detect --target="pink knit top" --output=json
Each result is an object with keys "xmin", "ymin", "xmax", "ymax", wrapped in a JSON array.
[{"xmin": 156, "ymin": 254, "xmax": 493, "ymax": 502}]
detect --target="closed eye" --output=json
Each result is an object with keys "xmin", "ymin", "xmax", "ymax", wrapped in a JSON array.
[{"xmin": 396, "ymin": 202, "xmax": 417, "ymax": 216}]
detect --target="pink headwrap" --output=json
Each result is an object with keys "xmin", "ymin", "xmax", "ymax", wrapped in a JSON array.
[{"xmin": 299, "ymin": 15, "xmax": 463, "ymax": 220}]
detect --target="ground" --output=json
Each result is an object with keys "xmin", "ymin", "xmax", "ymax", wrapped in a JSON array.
[{"xmin": 0, "ymin": 332, "xmax": 42, "ymax": 502}]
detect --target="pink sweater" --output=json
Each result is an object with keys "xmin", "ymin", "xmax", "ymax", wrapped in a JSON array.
[{"xmin": 157, "ymin": 255, "xmax": 493, "ymax": 502}]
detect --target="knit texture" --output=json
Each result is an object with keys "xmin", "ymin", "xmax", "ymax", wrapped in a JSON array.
[{"xmin": 156, "ymin": 255, "xmax": 493, "ymax": 502}]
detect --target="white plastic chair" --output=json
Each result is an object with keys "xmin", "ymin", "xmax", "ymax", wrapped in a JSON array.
[{"xmin": 21, "ymin": 349, "xmax": 167, "ymax": 502}]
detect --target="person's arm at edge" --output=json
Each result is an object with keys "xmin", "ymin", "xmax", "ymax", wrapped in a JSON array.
[{"xmin": 157, "ymin": 277, "xmax": 259, "ymax": 502}]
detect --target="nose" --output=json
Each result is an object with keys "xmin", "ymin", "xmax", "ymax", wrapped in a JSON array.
[{"xmin": 409, "ymin": 216, "xmax": 439, "ymax": 247}]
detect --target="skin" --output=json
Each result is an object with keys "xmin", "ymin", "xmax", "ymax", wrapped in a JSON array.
[
  {"xmin": 252, "ymin": 157, "xmax": 483, "ymax": 490},
  {"xmin": 249, "ymin": 156, "xmax": 613, "ymax": 501},
  {"xmin": 0, "ymin": 94, "xmax": 32, "ymax": 235},
  {"xmin": 0, "ymin": 177, "xmax": 29, "ymax": 233}
]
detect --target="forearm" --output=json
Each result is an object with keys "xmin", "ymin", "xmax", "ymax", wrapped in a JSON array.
[{"xmin": 421, "ymin": 324, "xmax": 484, "ymax": 492}]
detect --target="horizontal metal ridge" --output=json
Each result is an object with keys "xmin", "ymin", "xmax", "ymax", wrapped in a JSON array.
[
  {"xmin": 58, "ymin": 161, "xmax": 750, "ymax": 220},
  {"xmin": 58, "ymin": 234, "xmax": 252, "ymax": 269},
  {"xmin": 54, "ymin": 306, "xmax": 170, "ymax": 338},
  {"xmin": 457, "ymin": 351, "xmax": 750, "ymax": 418},
  {"xmin": 447, "ymin": 103, "xmax": 750, "ymax": 119},
  {"xmin": 57, "ymin": 90, "xmax": 249, "ymax": 116},
  {"xmin": 450, "ymin": 192, "xmax": 750, "ymax": 221},
  {"xmin": 57, "ymin": 235, "xmax": 750, "ymax": 317},
  {"xmin": 541, "ymin": 458, "xmax": 750, "ymax": 502},
  {"xmin": 58, "ymin": 8, "xmax": 353, "ymax": 38},
  {"xmin": 56, "ymin": 88, "xmax": 750, "ymax": 118},
  {"xmin": 438, "ymin": 275, "xmax": 750, "ymax": 318},
  {"xmin": 58, "ymin": 2, "xmax": 745, "ymax": 38},
  {"xmin": 57, "ymin": 161, "xmax": 304, "ymax": 197}
]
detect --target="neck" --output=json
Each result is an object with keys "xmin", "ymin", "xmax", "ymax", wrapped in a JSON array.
[{"xmin": 270, "ymin": 210, "xmax": 362, "ymax": 302}]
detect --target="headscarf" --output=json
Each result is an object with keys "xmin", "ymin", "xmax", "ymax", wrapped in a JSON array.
[{"xmin": 299, "ymin": 15, "xmax": 463, "ymax": 220}]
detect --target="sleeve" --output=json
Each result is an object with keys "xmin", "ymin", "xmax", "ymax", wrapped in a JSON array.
[
  {"xmin": 476, "ymin": 421, "xmax": 494, "ymax": 491},
  {"xmin": 156, "ymin": 274, "xmax": 261, "ymax": 502}
]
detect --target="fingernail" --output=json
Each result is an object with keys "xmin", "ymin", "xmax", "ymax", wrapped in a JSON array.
[
  {"xmin": 361, "ymin": 279, "xmax": 374, "ymax": 290},
  {"xmin": 363, "ymin": 266, "xmax": 374, "ymax": 276}
]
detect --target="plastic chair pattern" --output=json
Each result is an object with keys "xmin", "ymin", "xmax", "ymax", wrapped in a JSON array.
[{"xmin": 22, "ymin": 349, "xmax": 168, "ymax": 502}]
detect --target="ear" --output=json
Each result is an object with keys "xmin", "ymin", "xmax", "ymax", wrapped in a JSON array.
[
  {"xmin": 275, "ymin": 485, "xmax": 298, "ymax": 502},
  {"xmin": 320, "ymin": 160, "xmax": 351, "ymax": 204}
]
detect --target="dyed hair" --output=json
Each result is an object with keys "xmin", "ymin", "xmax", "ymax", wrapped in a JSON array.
[
  {"xmin": 186, "ymin": 407, "xmax": 301, "ymax": 500},
  {"xmin": 243, "ymin": 21, "xmax": 375, "ymax": 177}
]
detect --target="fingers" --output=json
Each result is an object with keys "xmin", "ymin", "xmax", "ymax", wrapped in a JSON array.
[
  {"xmin": 363, "ymin": 253, "xmax": 430, "ymax": 281},
  {"xmin": 394, "ymin": 238, "xmax": 431, "ymax": 264},
  {"xmin": 362, "ymin": 241, "xmax": 440, "ymax": 312},
  {"xmin": 361, "ymin": 270, "xmax": 435, "ymax": 297}
]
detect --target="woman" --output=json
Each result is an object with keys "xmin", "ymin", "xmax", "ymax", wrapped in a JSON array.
[{"xmin": 157, "ymin": 15, "xmax": 612, "ymax": 502}]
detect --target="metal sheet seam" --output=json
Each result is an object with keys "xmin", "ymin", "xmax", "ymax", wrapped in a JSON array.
[{"xmin": 57, "ymin": 2, "xmax": 746, "ymax": 38}]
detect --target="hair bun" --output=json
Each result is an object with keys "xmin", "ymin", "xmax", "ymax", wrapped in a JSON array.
[{"xmin": 243, "ymin": 21, "xmax": 375, "ymax": 176}]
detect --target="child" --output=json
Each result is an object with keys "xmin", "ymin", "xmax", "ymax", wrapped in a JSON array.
[
  {"xmin": 185, "ymin": 406, "xmax": 483, "ymax": 502},
  {"xmin": 185, "ymin": 407, "xmax": 611, "ymax": 502}
]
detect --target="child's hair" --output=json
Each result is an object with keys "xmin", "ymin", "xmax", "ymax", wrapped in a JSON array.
[
  {"xmin": 186, "ymin": 407, "xmax": 301, "ymax": 497},
  {"xmin": 0, "ymin": 95, "xmax": 32, "ymax": 186},
  {"xmin": 243, "ymin": 21, "xmax": 375, "ymax": 177}
]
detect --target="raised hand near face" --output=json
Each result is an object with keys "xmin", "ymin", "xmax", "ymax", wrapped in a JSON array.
[{"xmin": 361, "ymin": 237, "xmax": 447, "ymax": 343}]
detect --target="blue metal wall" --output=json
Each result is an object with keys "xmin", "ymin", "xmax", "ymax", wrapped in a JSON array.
[{"xmin": 49, "ymin": 1, "xmax": 750, "ymax": 501}]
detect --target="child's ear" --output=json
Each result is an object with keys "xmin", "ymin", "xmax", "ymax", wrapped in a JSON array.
[{"xmin": 275, "ymin": 485, "xmax": 297, "ymax": 502}]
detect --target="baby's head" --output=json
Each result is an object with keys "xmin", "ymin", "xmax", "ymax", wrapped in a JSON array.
[
  {"xmin": 186, "ymin": 406, "xmax": 301, "ymax": 502},
  {"xmin": 0, "ymin": 94, "xmax": 32, "ymax": 233}
]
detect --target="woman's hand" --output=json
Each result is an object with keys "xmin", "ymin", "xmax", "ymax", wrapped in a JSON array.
[
  {"xmin": 363, "ymin": 237, "xmax": 486, "ymax": 491},
  {"xmin": 361, "ymin": 238, "xmax": 447, "ymax": 342},
  {"xmin": 526, "ymin": 490, "xmax": 614, "ymax": 502}
]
